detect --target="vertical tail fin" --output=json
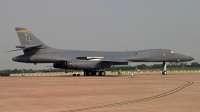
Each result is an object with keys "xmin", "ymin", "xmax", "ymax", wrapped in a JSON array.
[
  {"xmin": 15, "ymin": 27, "xmax": 48, "ymax": 54},
  {"xmin": 15, "ymin": 27, "xmax": 46, "ymax": 46}
]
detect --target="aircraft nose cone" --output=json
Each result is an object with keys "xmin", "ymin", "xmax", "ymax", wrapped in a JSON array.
[
  {"xmin": 12, "ymin": 57, "xmax": 16, "ymax": 61},
  {"xmin": 189, "ymin": 56, "xmax": 194, "ymax": 61}
]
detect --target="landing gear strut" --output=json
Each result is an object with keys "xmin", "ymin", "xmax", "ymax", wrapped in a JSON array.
[
  {"xmin": 84, "ymin": 69, "xmax": 106, "ymax": 76},
  {"xmin": 162, "ymin": 62, "xmax": 168, "ymax": 75},
  {"xmin": 65, "ymin": 69, "xmax": 73, "ymax": 73}
]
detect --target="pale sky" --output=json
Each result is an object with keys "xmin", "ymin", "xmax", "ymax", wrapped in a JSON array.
[{"xmin": 0, "ymin": 0, "xmax": 199, "ymax": 70}]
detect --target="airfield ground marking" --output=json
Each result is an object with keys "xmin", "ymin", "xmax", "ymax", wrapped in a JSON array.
[{"xmin": 64, "ymin": 81, "xmax": 193, "ymax": 112}]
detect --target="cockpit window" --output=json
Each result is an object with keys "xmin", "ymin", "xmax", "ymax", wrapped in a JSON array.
[{"xmin": 171, "ymin": 50, "xmax": 175, "ymax": 54}]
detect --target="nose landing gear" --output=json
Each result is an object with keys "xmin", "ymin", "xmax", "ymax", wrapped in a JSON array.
[{"xmin": 162, "ymin": 62, "xmax": 168, "ymax": 75}]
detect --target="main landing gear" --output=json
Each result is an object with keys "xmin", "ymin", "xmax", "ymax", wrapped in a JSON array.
[
  {"xmin": 83, "ymin": 69, "xmax": 106, "ymax": 76},
  {"xmin": 65, "ymin": 69, "xmax": 74, "ymax": 73},
  {"xmin": 162, "ymin": 62, "xmax": 168, "ymax": 75}
]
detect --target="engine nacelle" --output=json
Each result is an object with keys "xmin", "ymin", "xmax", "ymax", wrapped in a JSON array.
[
  {"xmin": 53, "ymin": 61, "xmax": 112, "ymax": 69},
  {"xmin": 53, "ymin": 62, "xmax": 67, "ymax": 69}
]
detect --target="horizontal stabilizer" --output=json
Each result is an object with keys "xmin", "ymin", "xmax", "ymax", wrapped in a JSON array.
[
  {"xmin": 16, "ymin": 45, "xmax": 43, "ymax": 49},
  {"xmin": 5, "ymin": 45, "xmax": 43, "ymax": 53},
  {"xmin": 4, "ymin": 49, "xmax": 23, "ymax": 53}
]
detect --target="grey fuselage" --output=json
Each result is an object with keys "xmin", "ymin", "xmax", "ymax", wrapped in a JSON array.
[{"xmin": 12, "ymin": 48, "xmax": 194, "ymax": 69}]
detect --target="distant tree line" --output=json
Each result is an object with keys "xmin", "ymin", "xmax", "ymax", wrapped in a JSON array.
[
  {"xmin": 1, "ymin": 62, "xmax": 200, "ymax": 73},
  {"xmin": 0, "ymin": 68, "xmax": 64, "ymax": 74},
  {"xmin": 106, "ymin": 62, "xmax": 200, "ymax": 71}
]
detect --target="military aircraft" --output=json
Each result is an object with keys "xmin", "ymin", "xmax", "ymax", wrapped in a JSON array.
[{"xmin": 10, "ymin": 27, "xmax": 194, "ymax": 76}]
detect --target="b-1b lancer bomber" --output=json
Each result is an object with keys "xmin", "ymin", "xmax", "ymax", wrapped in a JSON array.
[{"xmin": 10, "ymin": 27, "xmax": 194, "ymax": 75}]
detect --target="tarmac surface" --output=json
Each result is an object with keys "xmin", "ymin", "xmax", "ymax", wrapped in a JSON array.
[{"xmin": 0, "ymin": 74, "xmax": 199, "ymax": 112}]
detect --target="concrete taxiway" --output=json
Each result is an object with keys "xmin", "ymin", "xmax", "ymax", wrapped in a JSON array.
[{"xmin": 0, "ymin": 74, "xmax": 199, "ymax": 112}]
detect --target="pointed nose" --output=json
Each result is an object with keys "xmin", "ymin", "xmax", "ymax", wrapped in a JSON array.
[
  {"xmin": 189, "ymin": 56, "xmax": 194, "ymax": 61},
  {"xmin": 12, "ymin": 57, "xmax": 16, "ymax": 61}
]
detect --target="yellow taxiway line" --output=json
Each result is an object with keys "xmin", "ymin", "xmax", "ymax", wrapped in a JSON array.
[{"xmin": 65, "ymin": 81, "xmax": 193, "ymax": 112}]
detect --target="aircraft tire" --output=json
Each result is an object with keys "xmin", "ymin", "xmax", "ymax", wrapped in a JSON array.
[
  {"xmin": 162, "ymin": 71, "xmax": 167, "ymax": 75},
  {"xmin": 88, "ymin": 71, "xmax": 92, "ymax": 76},
  {"xmin": 100, "ymin": 71, "xmax": 106, "ymax": 76},
  {"xmin": 84, "ymin": 70, "xmax": 87, "ymax": 76},
  {"xmin": 95, "ymin": 71, "xmax": 100, "ymax": 76}
]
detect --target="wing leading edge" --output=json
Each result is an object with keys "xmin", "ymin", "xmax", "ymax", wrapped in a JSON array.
[{"xmin": 76, "ymin": 56, "xmax": 128, "ymax": 65}]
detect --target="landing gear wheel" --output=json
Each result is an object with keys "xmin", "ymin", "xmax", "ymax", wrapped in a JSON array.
[
  {"xmin": 162, "ymin": 71, "xmax": 167, "ymax": 75},
  {"xmin": 84, "ymin": 70, "xmax": 105, "ymax": 76},
  {"xmin": 88, "ymin": 71, "xmax": 92, "ymax": 76},
  {"xmin": 95, "ymin": 71, "xmax": 100, "ymax": 76},
  {"xmin": 100, "ymin": 71, "xmax": 106, "ymax": 76},
  {"xmin": 84, "ymin": 70, "xmax": 87, "ymax": 76},
  {"xmin": 161, "ymin": 62, "xmax": 168, "ymax": 75}
]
